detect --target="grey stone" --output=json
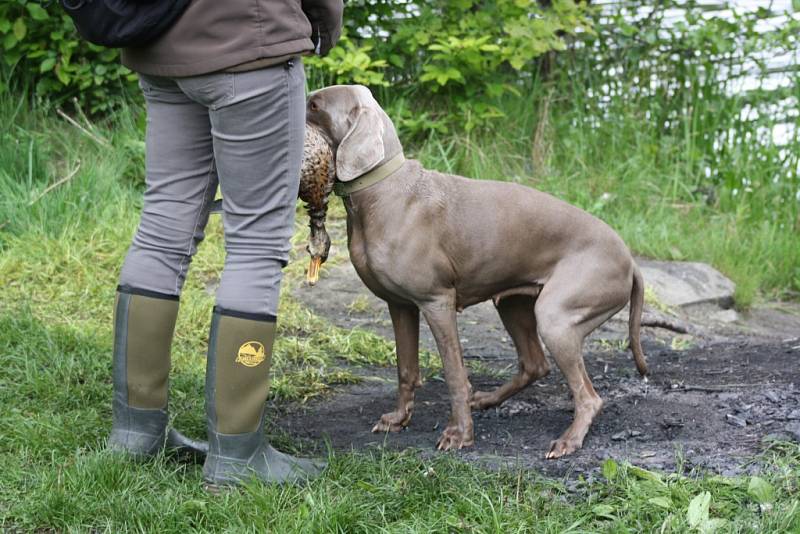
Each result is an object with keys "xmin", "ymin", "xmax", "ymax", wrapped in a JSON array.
[
  {"xmin": 499, "ymin": 400, "xmax": 535, "ymax": 417},
  {"xmin": 710, "ymin": 309, "xmax": 739, "ymax": 323},
  {"xmin": 786, "ymin": 423, "xmax": 800, "ymax": 442},
  {"xmin": 726, "ymin": 414, "xmax": 747, "ymax": 427},
  {"xmin": 638, "ymin": 259, "xmax": 736, "ymax": 308}
]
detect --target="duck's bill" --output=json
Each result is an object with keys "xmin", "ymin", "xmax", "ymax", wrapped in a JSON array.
[{"xmin": 307, "ymin": 256, "xmax": 323, "ymax": 285}]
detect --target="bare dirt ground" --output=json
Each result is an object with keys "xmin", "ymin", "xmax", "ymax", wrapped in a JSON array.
[{"xmin": 280, "ymin": 245, "xmax": 800, "ymax": 477}]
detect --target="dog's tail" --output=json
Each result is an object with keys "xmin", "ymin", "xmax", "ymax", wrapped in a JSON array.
[{"xmin": 628, "ymin": 264, "xmax": 649, "ymax": 376}]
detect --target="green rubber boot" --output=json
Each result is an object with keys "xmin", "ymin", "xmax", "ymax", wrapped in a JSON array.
[
  {"xmin": 108, "ymin": 286, "xmax": 207, "ymax": 459},
  {"xmin": 203, "ymin": 307, "xmax": 325, "ymax": 488}
]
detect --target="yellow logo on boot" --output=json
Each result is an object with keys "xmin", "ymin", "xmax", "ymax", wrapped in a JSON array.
[{"xmin": 235, "ymin": 341, "xmax": 266, "ymax": 367}]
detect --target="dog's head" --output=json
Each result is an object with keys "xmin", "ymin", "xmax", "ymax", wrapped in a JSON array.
[{"xmin": 307, "ymin": 84, "xmax": 402, "ymax": 182}]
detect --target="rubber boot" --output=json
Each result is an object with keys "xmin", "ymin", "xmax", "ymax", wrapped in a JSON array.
[
  {"xmin": 108, "ymin": 286, "xmax": 207, "ymax": 459},
  {"xmin": 203, "ymin": 307, "xmax": 325, "ymax": 488}
]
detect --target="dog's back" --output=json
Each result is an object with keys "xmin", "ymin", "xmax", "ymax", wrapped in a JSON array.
[{"xmin": 385, "ymin": 160, "xmax": 635, "ymax": 298}]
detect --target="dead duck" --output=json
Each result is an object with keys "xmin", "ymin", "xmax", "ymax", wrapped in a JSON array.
[
  {"xmin": 209, "ymin": 124, "xmax": 335, "ymax": 285},
  {"xmin": 298, "ymin": 123, "xmax": 335, "ymax": 285}
]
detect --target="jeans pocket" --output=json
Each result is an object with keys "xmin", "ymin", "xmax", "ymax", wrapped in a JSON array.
[{"xmin": 177, "ymin": 73, "xmax": 235, "ymax": 110}]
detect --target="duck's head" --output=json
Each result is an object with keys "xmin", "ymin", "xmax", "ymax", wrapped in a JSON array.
[{"xmin": 305, "ymin": 217, "xmax": 331, "ymax": 286}]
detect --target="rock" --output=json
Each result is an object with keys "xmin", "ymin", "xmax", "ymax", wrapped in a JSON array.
[
  {"xmin": 726, "ymin": 414, "xmax": 747, "ymax": 427},
  {"xmin": 710, "ymin": 309, "xmax": 739, "ymax": 323},
  {"xmin": 660, "ymin": 418, "xmax": 684, "ymax": 429},
  {"xmin": 638, "ymin": 259, "xmax": 736, "ymax": 308},
  {"xmin": 786, "ymin": 423, "xmax": 800, "ymax": 442},
  {"xmin": 765, "ymin": 390, "xmax": 781, "ymax": 403},
  {"xmin": 499, "ymin": 400, "xmax": 534, "ymax": 417}
]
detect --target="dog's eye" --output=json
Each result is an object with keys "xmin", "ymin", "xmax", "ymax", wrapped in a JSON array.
[{"xmin": 309, "ymin": 101, "xmax": 319, "ymax": 112}]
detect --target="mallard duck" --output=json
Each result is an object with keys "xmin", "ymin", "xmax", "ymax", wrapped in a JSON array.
[
  {"xmin": 298, "ymin": 124, "xmax": 335, "ymax": 285},
  {"xmin": 209, "ymin": 124, "xmax": 334, "ymax": 285}
]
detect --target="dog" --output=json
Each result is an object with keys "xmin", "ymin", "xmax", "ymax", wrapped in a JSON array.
[{"xmin": 306, "ymin": 85, "xmax": 648, "ymax": 458}]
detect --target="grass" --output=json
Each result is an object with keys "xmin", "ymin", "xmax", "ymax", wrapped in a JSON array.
[
  {"xmin": 1, "ymin": 64, "xmax": 799, "ymax": 530},
  {"xmin": 3, "ymin": 305, "xmax": 800, "ymax": 531}
]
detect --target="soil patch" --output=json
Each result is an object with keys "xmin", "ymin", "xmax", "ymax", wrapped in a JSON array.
[
  {"xmin": 278, "ymin": 337, "xmax": 800, "ymax": 477},
  {"xmin": 281, "ymin": 251, "xmax": 800, "ymax": 477}
]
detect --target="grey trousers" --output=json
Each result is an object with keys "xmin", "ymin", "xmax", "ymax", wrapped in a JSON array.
[{"xmin": 119, "ymin": 60, "xmax": 305, "ymax": 317}]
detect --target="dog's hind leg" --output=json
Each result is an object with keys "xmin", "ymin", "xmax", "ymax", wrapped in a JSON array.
[
  {"xmin": 372, "ymin": 303, "xmax": 421, "ymax": 433},
  {"xmin": 471, "ymin": 295, "xmax": 550, "ymax": 410},
  {"xmin": 538, "ymin": 320, "xmax": 601, "ymax": 459},
  {"xmin": 535, "ymin": 263, "xmax": 630, "ymax": 459}
]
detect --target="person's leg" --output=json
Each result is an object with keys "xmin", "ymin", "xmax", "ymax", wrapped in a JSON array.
[
  {"xmin": 177, "ymin": 61, "xmax": 323, "ymax": 487},
  {"xmin": 177, "ymin": 60, "xmax": 321, "ymax": 486},
  {"xmin": 110, "ymin": 74, "xmax": 217, "ymax": 457},
  {"xmin": 119, "ymin": 76, "xmax": 218, "ymax": 295},
  {"xmin": 199, "ymin": 62, "xmax": 304, "ymax": 317}
]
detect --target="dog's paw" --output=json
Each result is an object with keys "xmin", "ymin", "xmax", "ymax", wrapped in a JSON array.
[
  {"xmin": 435, "ymin": 426, "xmax": 474, "ymax": 451},
  {"xmin": 470, "ymin": 390, "xmax": 501, "ymax": 410},
  {"xmin": 545, "ymin": 437, "xmax": 582, "ymax": 459},
  {"xmin": 371, "ymin": 411, "xmax": 411, "ymax": 433}
]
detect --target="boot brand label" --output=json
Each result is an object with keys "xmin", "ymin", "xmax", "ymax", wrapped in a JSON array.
[{"xmin": 235, "ymin": 341, "xmax": 266, "ymax": 367}]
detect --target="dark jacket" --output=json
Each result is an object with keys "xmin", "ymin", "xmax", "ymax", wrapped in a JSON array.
[{"xmin": 121, "ymin": 0, "xmax": 343, "ymax": 77}]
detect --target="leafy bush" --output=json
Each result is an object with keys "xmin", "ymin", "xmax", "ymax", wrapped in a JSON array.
[
  {"xmin": 2, "ymin": 0, "xmax": 590, "ymax": 120},
  {"xmin": 333, "ymin": 0, "xmax": 592, "ymax": 132},
  {"xmin": 305, "ymin": 32, "xmax": 390, "ymax": 88},
  {"xmin": 0, "ymin": 0, "xmax": 137, "ymax": 113}
]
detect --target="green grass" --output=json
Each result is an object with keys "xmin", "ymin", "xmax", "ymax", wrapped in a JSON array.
[
  {"xmin": 3, "ymin": 306, "xmax": 800, "ymax": 531},
  {"xmin": 1, "ymin": 67, "xmax": 799, "ymax": 530}
]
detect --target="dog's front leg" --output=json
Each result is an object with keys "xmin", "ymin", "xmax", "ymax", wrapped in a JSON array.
[
  {"xmin": 372, "ymin": 303, "xmax": 421, "ymax": 433},
  {"xmin": 421, "ymin": 298, "xmax": 474, "ymax": 451}
]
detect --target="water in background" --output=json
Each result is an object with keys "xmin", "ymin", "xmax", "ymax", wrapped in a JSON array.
[{"xmin": 596, "ymin": 0, "xmax": 798, "ymax": 145}]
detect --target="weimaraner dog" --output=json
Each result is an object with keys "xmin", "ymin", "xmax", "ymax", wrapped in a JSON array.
[{"xmin": 306, "ymin": 85, "xmax": 648, "ymax": 458}]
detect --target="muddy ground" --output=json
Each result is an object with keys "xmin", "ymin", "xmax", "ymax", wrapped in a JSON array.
[{"xmin": 279, "ymin": 249, "xmax": 800, "ymax": 477}]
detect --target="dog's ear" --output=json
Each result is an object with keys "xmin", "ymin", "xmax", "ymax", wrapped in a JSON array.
[{"xmin": 335, "ymin": 106, "xmax": 385, "ymax": 182}]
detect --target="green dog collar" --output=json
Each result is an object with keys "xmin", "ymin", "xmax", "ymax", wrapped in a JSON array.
[{"xmin": 333, "ymin": 153, "xmax": 406, "ymax": 197}]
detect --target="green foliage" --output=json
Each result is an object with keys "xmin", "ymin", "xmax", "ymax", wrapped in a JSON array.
[
  {"xmin": 686, "ymin": 491, "xmax": 718, "ymax": 532},
  {"xmin": 748, "ymin": 476, "xmax": 776, "ymax": 505},
  {"xmin": 337, "ymin": 0, "xmax": 592, "ymax": 132},
  {"xmin": 4, "ymin": 2, "xmax": 799, "ymax": 302},
  {"xmin": 4, "ymin": 0, "xmax": 589, "ymax": 120},
  {"xmin": 0, "ymin": 0, "xmax": 137, "ymax": 113},
  {"xmin": 305, "ymin": 33, "xmax": 390, "ymax": 88}
]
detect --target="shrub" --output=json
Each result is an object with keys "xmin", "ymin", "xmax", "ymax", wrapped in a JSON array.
[
  {"xmin": 2, "ymin": 0, "xmax": 590, "ymax": 120},
  {"xmin": 333, "ymin": 0, "xmax": 592, "ymax": 132},
  {"xmin": 0, "ymin": 0, "xmax": 137, "ymax": 113}
]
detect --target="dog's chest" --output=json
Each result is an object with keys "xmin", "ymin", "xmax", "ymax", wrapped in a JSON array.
[
  {"xmin": 345, "ymin": 220, "xmax": 414, "ymax": 304},
  {"xmin": 347, "ymin": 229, "xmax": 394, "ymax": 298}
]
